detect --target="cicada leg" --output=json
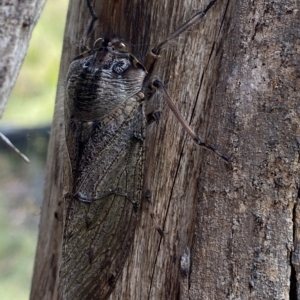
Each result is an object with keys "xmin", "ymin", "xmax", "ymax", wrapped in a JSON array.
[{"xmin": 144, "ymin": 0, "xmax": 217, "ymax": 72}]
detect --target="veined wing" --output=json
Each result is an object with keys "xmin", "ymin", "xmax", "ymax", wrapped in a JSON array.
[{"xmin": 60, "ymin": 93, "xmax": 145, "ymax": 300}]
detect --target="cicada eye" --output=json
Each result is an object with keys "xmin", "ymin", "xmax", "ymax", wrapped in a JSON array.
[
  {"xmin": 118, "ymin": 42, "xmax": 126, "ymax": 49},
  {"xmin": 113, "ymin": 41, "xmax": 128, "ymax": 52}
]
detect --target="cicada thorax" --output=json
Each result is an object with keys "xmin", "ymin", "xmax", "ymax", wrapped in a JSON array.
[
  {"xmin": 66, "ymin": 38, "xmax": 147, "ymax": 121},
  {"xmin": 61, "ymin": 38, "xmax": 148, "ymax": 300}
]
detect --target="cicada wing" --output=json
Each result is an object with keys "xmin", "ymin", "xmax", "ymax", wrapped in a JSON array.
[{"xmin": 60, "ymin": 96, "xmax": 145, "ymax": 300}]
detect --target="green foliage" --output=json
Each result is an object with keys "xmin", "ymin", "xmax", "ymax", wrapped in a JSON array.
[
  {"xmin": 0, "ymin": 201, "xmax": 38, "ymax": 300},
  {"xmin": 0, "ymin": 0, "xmax": 68, "ymax": 299},
  {"xmin": 1, "ymin": 0, "xmax": 68, "ymax": 127},
  {"xmin": 0, "ymin": 151, "xmax": 45, "ymax": 300}
]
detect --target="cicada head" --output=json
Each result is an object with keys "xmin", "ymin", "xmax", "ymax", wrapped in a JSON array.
[{"xmin": 66, "ymin": 37, "xmax": 147, "ymax": 120}]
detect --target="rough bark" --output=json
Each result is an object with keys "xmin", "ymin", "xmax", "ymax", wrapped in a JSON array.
[
  {"xmin": 0, "ymin": 0, "xmax": 46, "ymax": 118},
  {"xmin": 190, "ymin": 1, "xmax": 300, "ymax": 299},
  {"xmin": 30, "ymin": 0, "xmax": 300, "ymax": 299}
]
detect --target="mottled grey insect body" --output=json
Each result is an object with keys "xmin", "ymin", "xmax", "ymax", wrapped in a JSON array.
[{"xmin": 60, "ymin": 38, "xmax": 148, "ymax": 300}]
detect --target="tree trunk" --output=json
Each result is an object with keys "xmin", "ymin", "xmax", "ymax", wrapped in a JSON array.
[
  {"xmin": 0, "ymin": 0, "xmax": 46, "ymax": 117},
  {"xmin": 190, "ymin": 0, "xmax": 300, "ymax": 298},
  {"xmin": 30, "ymin": 0, "xmax": 300, "ymax": 299}
]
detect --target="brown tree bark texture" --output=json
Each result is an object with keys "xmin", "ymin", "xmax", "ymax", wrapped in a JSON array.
[
  {"xmin": 30, "ymin": 0, "xmax": 300, "ymax": 299},
  {"xmin": 0, "ymin": 0, "xmax": 46, "ymax": 118}
]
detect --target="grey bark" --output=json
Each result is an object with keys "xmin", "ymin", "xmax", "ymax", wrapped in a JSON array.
[
  {"xmin": 0, "ymin": 0, "xmax": 46, "ymax": 118},
  {"xmin": 30, "ymin": 0, "xmax": 300, "ymax": 299}
]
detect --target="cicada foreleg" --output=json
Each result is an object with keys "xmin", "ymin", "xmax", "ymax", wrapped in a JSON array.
[
  {"xmin": 151, "ymin": 79, "xmax": 229, "ymax": 162},
  {"xmin": 144, "ymin": 0, "xmax": 217, "ymax": 73}
]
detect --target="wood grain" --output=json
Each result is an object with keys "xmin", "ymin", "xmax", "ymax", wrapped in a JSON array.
[{"xmin": 30, "ymin": 0, "xmax": 300, "ymax": 299}]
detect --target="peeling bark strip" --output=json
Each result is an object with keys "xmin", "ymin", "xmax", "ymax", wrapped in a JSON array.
[{"xmin": 59, "ymin": 1, "xmax": 228, "ymax": 299}]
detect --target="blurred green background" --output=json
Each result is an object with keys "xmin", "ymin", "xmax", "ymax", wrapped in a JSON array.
[{"xmin": 0, "ymin": 0, "xmax": 68, "ymax": 299}]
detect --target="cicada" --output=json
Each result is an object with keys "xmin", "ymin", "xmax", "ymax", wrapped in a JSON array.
[{"xmin": 59, "ymin": 0, "xmax": 227, "ymax": 299}]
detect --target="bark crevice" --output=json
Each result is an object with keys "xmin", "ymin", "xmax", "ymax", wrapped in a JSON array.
[{"xmin": 290, "ymin": 201, "xmax": 298, "ymax": 299}]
